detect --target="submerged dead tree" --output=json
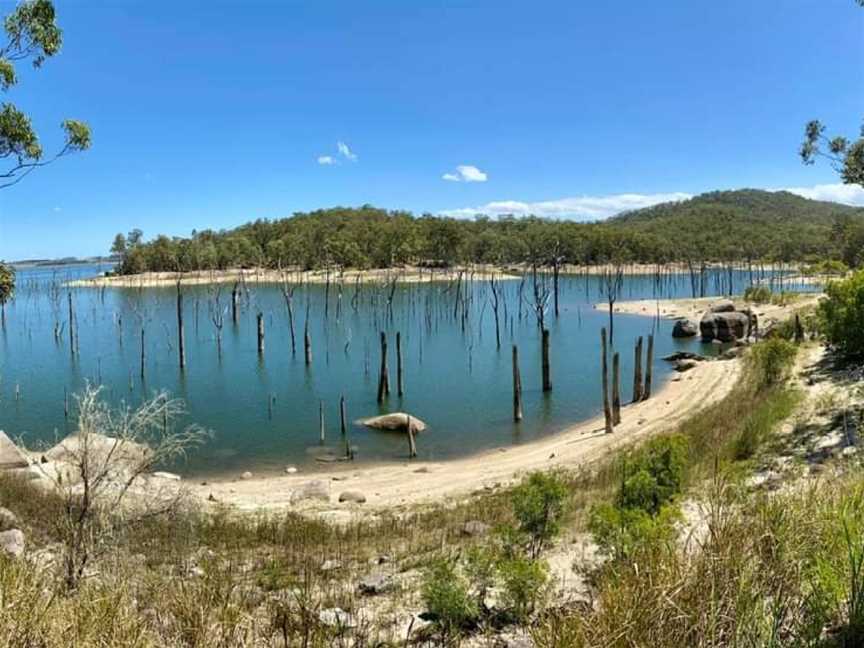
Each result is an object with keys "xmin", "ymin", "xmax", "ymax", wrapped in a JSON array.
[
  {"xmin": 632, "ymin": 336, "xmax": 643, "ymax": 402},
  {"xmin": 601, "ymin": 327, "xmax": 613, "ymax": 434},
  {"xmin": 541, "ymin": 328, "xmax": 552, "ymax": 392},
  {"xmin": 512, "ymin": 344, "xmax": 523, "ymax": 422},
  {"xmin": 643, "ymin": 333, "xmax": 654, "ymax": 400},
  {"xmin": 600, "ymin": 263, "xmax": 625, "ymax": 346},
  {"xmin": 176, "ymin": 280, "xmax": 186, "ymax": 370},
  {"xmin": 612, "ymin": 351, "xmax": 621, "ymax": 425},
  {"xmin": 377, "ymin": 331, "xmax": 390, "ymax": 403},
  {"xmin": 513, "ymin": 344, "xmax": 522, "ymax": 423}
]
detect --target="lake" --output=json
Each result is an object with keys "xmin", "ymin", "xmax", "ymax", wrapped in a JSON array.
[{"xmin": 0, "ymin": 264, "xmax": 812, "ymax": 478}]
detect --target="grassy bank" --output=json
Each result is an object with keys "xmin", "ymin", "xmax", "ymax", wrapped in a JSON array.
[{"xmin": 0, "ymin": 336, "xmax": 835, "ymax": 647}]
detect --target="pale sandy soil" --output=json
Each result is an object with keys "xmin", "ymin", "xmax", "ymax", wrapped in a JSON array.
[
  {"xmin": 65, "ymin": 262, "xmax": 784, "ymax": 288},
  {"xmin": 606, "ymin": 293, "xmax": 823, "ymax": 329},
  {"xmin": 192, "ymin": 355, "xmax": 741, "ymax": 514}
]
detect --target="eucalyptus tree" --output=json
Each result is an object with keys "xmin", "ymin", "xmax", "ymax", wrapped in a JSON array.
[
  {"xmin": 0, "ymin": 0, "xmax": 91, "ymax": 189},
  {"xmin": 0, "ymin": 261, "xmax": 14, "ymax": 327}
]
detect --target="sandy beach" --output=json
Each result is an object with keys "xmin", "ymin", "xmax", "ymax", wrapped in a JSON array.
[{"xmin": 192, "ymin": 352, "xmax": 741, "ymax": 514}]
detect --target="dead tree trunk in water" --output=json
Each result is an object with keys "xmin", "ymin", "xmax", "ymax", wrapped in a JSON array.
[
  {"xmin": 512, "ymin": 345, "xmax": 523, "ymax": 422},
  {"xmin": 541, "ymin": 328, "xmax": 552, "ymax": 392},
  {"xmin": 601, "ymin": 327, "xmax": 613, "ymax": 434},
  {"xmin": 377, "ymin": 331, "xmax": 390, "ymax": 403},
  {"xmin": 643, "ymin": 333, "xmax": 654, "ymax": 400},
  {"xmin": 632, "ymin": 336, "xmax": 643, "ymax": 402},
  {"xmin": 304, "ymin": 320, "xmax": 312, "ymax": 366},
  {"xmin": 140, "ymin": 327, "xmax": 146, "ymax": 381},
  {"xmin": 67, "ymin": 292, "xmax": 75, "ymax": 358},
  {"xmin": 256, "ymin": 312, "xmax": 265, "ymax": 356},
  {"xmin": 396, "ymin": 331, "xmax": 404, "ymax": 397},
  {"xmin": 319, "ymin": 400, "xmax": 325, "ymax": 444},
  {"xmin": 406, "ymin": 414, "xmax": 417, "ymax": 459},
  {"xmin": 612, "ymin": 351, "xmax": 621, "ymax": 425},
  {"xmin": 176, "ymin": 283, "xmax": 186, "ymax": 370},
  {"xmin": 231, "ymin": 282, "xmax": 239, "ymax": 325},
  {"xmin": 340, "ymin": 395, "xmax": 347, "ymax": 436}
]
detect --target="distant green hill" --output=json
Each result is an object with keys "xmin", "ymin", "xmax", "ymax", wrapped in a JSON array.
[
  {"xmin": 111, "ymin": 188, "xmax": 864, "ymax": 274},
  {"xmin": 607, "ymin": 188, "xmax": 863, "ymax": 262}
]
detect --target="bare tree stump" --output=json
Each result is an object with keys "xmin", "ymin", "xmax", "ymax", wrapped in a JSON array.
[
  {"xmin": 612, "ymin": 351, "xmax": 621, "ymax": 426},
  {"xmin": 257, "ymin": 312, "xmax": 265, "ymax": 355},
  {"xmin": 406, "ymin": 414, "xmax": 417, "ymax": 458},
  {"xmin": 396, "ymin": 331, "xmax": 404, "ymax": 397},
  {"xmin": 319, "ymin": 400, "xmax": 325, "ymax": 444},
  {"xmin": 541, "ymin": 328, "xmax": 552, "ymax": 392},
  {"xmin": 176, "ymin": 283, "xmax": 186, "ymax": 370},
  {"xmin": 632, "ymin": 336, "xmax": 643, "ymax": 403},
  {"xmin": 512, "ymin": 345, "xmax": 523, "ymax": 422},
  {"xmin": 304, "ymin": 322, "xmax": 312, "ymax": 366},
  {"xmin": 377, "ymin": 331, "xmax": 390, "ymax": 403},
  {"xmin": 643, "ymin": 333, "xmax": 654, "ymax": 400},
  {"xmin": 601, "ymin": 327, "xmax": 613, "ymax": 434}
]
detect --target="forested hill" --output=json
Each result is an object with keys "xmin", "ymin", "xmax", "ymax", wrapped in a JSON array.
[
  {"xmin": 110, "ymin": 189, "xmax": 864, "ymax": 275},
  {"xmin": 606, "ymin": 189, "xmax": 864, "ymax": 267}
]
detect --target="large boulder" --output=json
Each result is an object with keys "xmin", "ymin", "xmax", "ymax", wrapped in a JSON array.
[
  {"xmin": 0, "ymin": 430, "xmax": 28, "ymax": 471},
  {"xmin": 360, "ymin": 413, "xmax": 427, "ymax": 435},
  {"xmin": 700, "ymin": 310, "xmax": 756, "ymax": 343},
  {"xmin": 710, "ymin": 299, "xmax": 736, "ymax": 313},
  {"xmin": 0, "ymin": 507, "xmax": 18, "ymax": 532},
  {"xmin": 672, "ymin": 319, "xmax": 698, "ymax": 338}
]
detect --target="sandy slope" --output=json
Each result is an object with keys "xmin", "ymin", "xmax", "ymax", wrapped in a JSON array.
[{"xmin": 192, "ymin": 355, "xmax": 741, "ymax": 513}]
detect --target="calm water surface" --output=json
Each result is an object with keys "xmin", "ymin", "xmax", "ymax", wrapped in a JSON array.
[{"xmin": 0, "ymin": 264, "xmax": 813, "ymax": 478}]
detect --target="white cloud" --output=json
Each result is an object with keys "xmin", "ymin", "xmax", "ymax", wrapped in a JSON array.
[
  {"xmin": 781, "ymin": 182, "xmax": 864, "ymax": 206},
  {"xmin": 337, "ymin": 141, "xmax": 357, "ymax": 161},
  {"xmin": 52, "ymin": 206, "xmax": 62, "ymax": 213},
  {"xmin": 317, "ymin": 155, "xmax": 336, "ymax": 165},
  {"xmin": 441, "ymin": 191, "xmax": 691, "ymax": 220},
  {"xmin": 442, "ymin": 164, "xmax": 488, "ymax": 183}
]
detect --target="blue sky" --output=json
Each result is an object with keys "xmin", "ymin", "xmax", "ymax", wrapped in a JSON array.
[{"xmin": 0, "ymin": 0, "xmax": 862, "ymax": 259}]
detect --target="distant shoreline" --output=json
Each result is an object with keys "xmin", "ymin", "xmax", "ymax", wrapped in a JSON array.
[{"xmin": 59, "ymin": 262, "xmax": 806, "ymax": 288}]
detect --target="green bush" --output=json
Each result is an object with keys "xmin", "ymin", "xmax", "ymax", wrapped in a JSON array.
[
  {"xmin": 498, "ymin": 556, "xmax": 549, "ymax": 622},
  {"xmin": 588, "ymin": 502, "xmax": 681, "ymax": 560},
  {"xmin": 819, "ymin": 270, "xmax": 864, "ymax": 358},
  {"xmin": 749, "ymin": 338, "xmax": 797, "ymax": 387},
  {"xmin": 510, "ymin": 471, "xmax": 569, "ymax": 558},
  {"xmin": 744, "ymin": 285, "xmax": 773, "ymax": 304},
  {"xmin": 618, "ymin": 434, "xmax": 689, "ymax": 515},
  {"xmin": 421, "ymin": 559, "xmax": 478, "ymax": 637}
]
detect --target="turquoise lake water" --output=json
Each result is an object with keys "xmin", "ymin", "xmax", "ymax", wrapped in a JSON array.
[{"xmin": 0, "ymin": 264, "xmax": 813, "ymax": 478}]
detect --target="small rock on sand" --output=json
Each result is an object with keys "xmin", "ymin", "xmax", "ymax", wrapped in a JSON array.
[
  {"xmin": 240, "ymin": 471, "xmax": 253, "ymax": 480},
  {"xmin": 461, "ymin": 520, "xmax": 490, "ymax": 537},
  {"xmin": 284, "ymin": 466, "xmax": 298, "ymax": 474},
  {"xmin": 338, "ymin": 490, "xmax": 367, "ymax": 504},
  {"xmin": 290, "ymin": 480, "xmax": 330, "ymax": 503},
  {"xmin": 0, "ymin": 529, "xmax": 25, "ymax": 557},
  {"xmin": 0, "ymin": 507, "xmax": 18, "ymax": 532},
  {"xmin": 358, "ymin": 570, "xmax": 396, "ymax": 595}
]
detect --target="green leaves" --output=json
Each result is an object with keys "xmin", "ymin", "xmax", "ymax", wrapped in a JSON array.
[
  {"xmin": 0, "ymin": 261, "xmax": 15, "ymax": 305},
  {"xmin": 0, "ymin": 102, "xmax": 41, "ymax": 161},
  {"xmin": 61, "ymin": 119, "xmax": 91, "ymax": 152},
  {"xmin": 3, "ymin": 0, "xmax": 62, "ymax": 69}
]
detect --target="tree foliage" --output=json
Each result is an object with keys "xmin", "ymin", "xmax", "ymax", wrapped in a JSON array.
[
  {"xmin": 0, "ymin": 0, "xmax": 90, "ymax": 189},
  {"xmin": 0, "ymin": 261, "xmax": 13, "ymax": 305},
  {"xmin": 110, "ymin": 190, "xmax": 864, "ymax": 275},
  {"xmin": 818, "ymin": 270, "xmax": 864, "ymax": 359}
]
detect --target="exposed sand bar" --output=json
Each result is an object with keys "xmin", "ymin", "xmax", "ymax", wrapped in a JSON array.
[
  {"xmin": 64, "ymin": 262, "xmax": 801, "ymax": 289},
  {"xmin": 193, "ymin": 354, "xmax": 741, "ymax": 513}
]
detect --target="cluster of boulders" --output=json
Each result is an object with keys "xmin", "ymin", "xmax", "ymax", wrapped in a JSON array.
[{"xmin": 671, "ymin": 299, "xmax": 758, "ymax": 344}]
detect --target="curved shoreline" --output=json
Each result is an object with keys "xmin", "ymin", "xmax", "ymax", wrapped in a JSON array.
[{"xmin": 192, "ymin": 352, "xmax": 741, "ymax": 513}]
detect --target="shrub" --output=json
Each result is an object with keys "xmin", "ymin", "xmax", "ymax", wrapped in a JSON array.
[
  {"xmin": 421, "ymin": 558, "xmax": 478, "ymax": 637},
  {"xmin": 744, "ymin": 285, "xmax": 773, "ymax": 304},
  {"xmin": 464, "ymin": 545, "xmax": 498, "ymax": 610},
  {"xmin": 588, "ymin": 502, "xmax": 681, "ymax": 560},
  {"xmin": 819, "ymin": 270, "xmax": 864, "ymax": 358},
  {"xmin": 498, "ymin": 556, "xmax": 549, "ymax": 622},
  {"xmin": 749, "ymin": 338, "xmax": 797, "ymax": 388},
  {"xmin": 510, "ymin": 471, "xmax": 569, "ymax": 558},
  {"xmin": 618, "ymin": 434, "xmax": 689, "ymax": 515}
]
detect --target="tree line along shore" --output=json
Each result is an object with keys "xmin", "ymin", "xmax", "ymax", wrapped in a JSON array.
[{"xmin": 106, "ymin": 189, "xmax": 864, "ymax": 278}]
